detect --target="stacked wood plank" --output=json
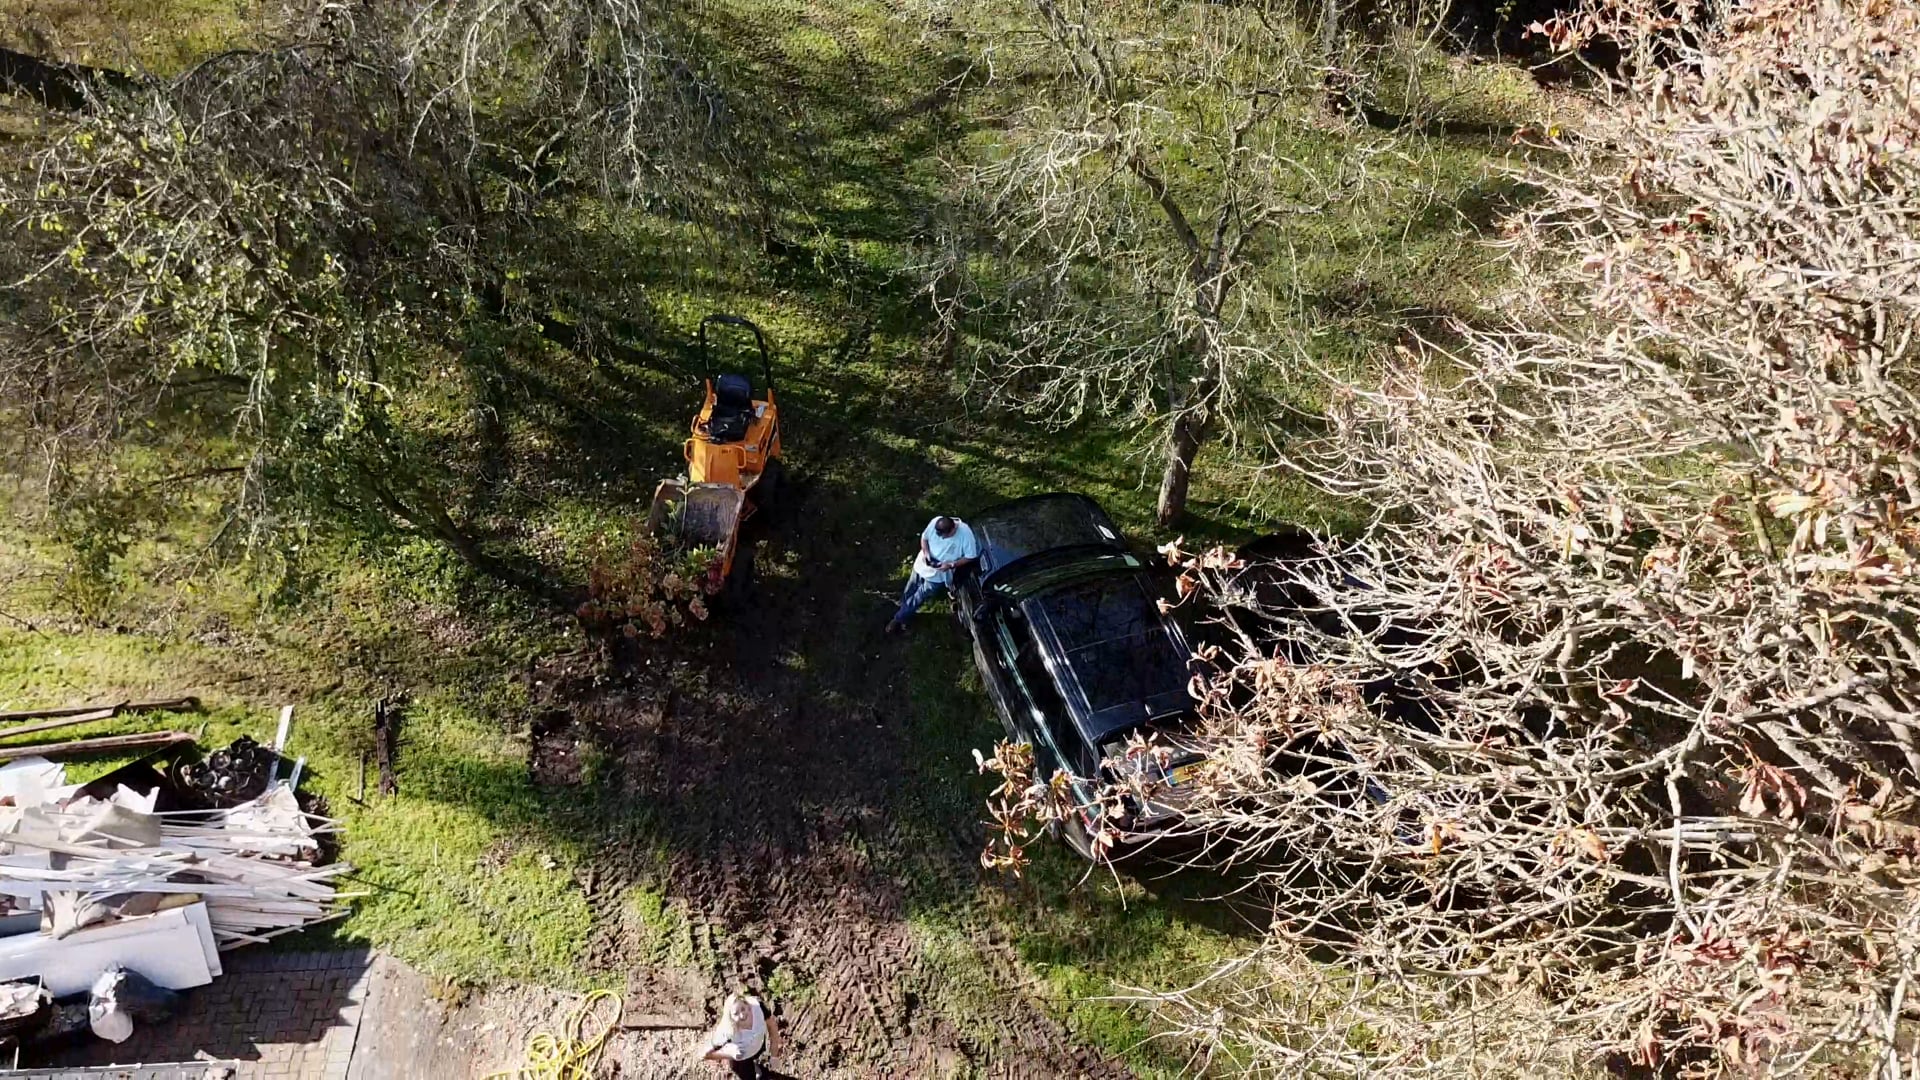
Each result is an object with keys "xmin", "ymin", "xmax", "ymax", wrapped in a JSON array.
[
  {"xmin": 152, "ymin": 789, "xmax": 352, "ymax": 947},
  {"xmin": 0, "ymin": 752, "xmax": 354, "ymax": 999},
  {"xmin": 0, "ymin": 698, "xmax": 203, "ymax": 765}
]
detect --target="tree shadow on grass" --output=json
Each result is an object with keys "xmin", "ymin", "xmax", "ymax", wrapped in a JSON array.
[
  {"xmin": 305, "ymin": 345, "xmax": 1236, "ymax": 1066},
  {"xmin": 295, "ymin": 3, "xmax": 1551, "ymax": 1069}
]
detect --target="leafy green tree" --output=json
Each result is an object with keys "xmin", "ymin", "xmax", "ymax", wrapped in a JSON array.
[{"xmin": 0, "ymin": 0, "xmax": 750, "ymax": 583}]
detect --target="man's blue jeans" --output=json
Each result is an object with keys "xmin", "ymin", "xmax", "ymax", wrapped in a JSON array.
[{"xmin": 892, "ymin": 573, "xmax": 947, "ymax": 626}]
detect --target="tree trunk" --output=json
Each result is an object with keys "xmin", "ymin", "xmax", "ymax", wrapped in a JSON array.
[
  {"xmin": 359, "ymin": 468, "xmax": 494, "ymax": 575},
  {"xmin": 1321, "ymin": 0, "xmax": 1343, "ymax": 60},
  {"xmin": 427, "ymin": 504, "xmax": 492, "ymax": 572},
  {"xmin": 1157, "ymin": 406, "xmax": 1206, "ymax": 527},
  {"xmin": 1321, "ymin": 0, "xmax": 1357, "ymax": 115}
]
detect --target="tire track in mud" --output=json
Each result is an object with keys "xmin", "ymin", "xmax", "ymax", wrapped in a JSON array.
[
  {"xmin": 533, "ymin": 436, "xmax": 1133, "ymax": 1075},
  {"xmin": 544, "ymin": 633, "xmax": 1129, "ymax": 1075},
  {"xmin": 529, "ymin": 0, "xmax": 1138, "ymax": 1040},
  {"xmin": 657, "ymin": 822, "xmax": 1126, "ymax": 1077}
]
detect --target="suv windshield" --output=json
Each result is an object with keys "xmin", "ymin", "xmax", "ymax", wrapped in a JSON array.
[
  {"xmin": 972, "ymin": 494, "xmax": 1126, "ymax": 580},
  {"xmin": 995, "ymin": 552, "xmax": 1141, "ymax": 600}
]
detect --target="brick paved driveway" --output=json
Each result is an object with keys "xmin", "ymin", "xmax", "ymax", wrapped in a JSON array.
[{"xmin": 42, "ymin": 949, "xmax": 373, "ymax": 1080}]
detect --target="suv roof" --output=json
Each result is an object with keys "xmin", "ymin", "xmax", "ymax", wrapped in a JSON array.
[
  {"xmin": 969, "ymin": 493, "xmax": 1129, "ymax": 585},
  {"xmin": 1023, "ymin": 567, "xmax": 1194, "ymax": 745},
  {"xmin": 968, "ymin": 492, "xmax": 1197, "ymax": 748}
]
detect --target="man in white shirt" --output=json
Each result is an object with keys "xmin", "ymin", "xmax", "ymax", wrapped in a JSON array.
[
  {"xmin": 886, "ymin": 515, "xmax": 979, "ymax": 634},
  {"xmin": 701, "ymin": 991, "xmax": 778, "ymax": 1078}
]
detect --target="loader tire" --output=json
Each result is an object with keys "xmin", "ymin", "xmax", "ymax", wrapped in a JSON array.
[
  {"xmin": 721, "ymin": 545, "xmax": 756, "ymax": 612},
  {"xmin": 750, "ymin": 458, "xmax": 788, "ymax": 517}
]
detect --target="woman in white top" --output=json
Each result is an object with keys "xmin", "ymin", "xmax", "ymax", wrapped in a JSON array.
[{"xmin": 701, "ymin": 991, "xmax": 779, "ymax": 1078}]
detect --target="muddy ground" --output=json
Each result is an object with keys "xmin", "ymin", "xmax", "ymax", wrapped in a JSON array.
[{"xmin": 506, "ymin": 468, "xmax": 1135, "ymax": 1078}]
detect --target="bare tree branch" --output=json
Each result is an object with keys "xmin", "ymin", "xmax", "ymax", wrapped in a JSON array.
[{"xmin": 979, "ymin": 1, "xmax": 1920, "ymax": 1073}]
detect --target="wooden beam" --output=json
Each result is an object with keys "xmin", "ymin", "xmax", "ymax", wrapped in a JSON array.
[
  {"xmin": 0, "ymin": 708, "xmax": 119, "ymax": 742},
  {"xmin": 0, "ymin": 730, "xmax": 195, "ymax": 763},
  {"xmin": 0, "ymin": 696, "xmax": 200, "ymax": 724},
  {"xmin": 374, "ymin": 697, "xmax": 401, "ymax": 796}
]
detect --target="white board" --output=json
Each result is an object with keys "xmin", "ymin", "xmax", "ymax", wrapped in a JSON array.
[
  {"xmin": 0, "ymin": 902, "xmax": 215, "ymax": 996},
  {"xmin": 183, "ymin": 899, "xmax": 222, "ymax": 978}
]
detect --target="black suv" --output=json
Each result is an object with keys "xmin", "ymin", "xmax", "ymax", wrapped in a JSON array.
[{"xmin": 954, "ymin": 493, "xmax": 1203, "ymax": 858}]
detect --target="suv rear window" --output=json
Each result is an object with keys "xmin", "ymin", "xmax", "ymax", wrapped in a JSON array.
[{"xmin": 1034, "ymin": 576, "xmax": 1190, "ymax": 714}]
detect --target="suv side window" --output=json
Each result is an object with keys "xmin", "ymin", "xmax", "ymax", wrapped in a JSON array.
[
  {"xmin": 1013, "ymin": 635, "xmax": 1094, "ymax": 777},
  {"xmin": 997, "ymin": 614, "xmax": 1087, "ymax": 777}
]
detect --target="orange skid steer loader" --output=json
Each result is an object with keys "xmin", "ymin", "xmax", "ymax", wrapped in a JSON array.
[{"xmin": 647, "ymin": 315, "xmax": 786, "ymax": 607}]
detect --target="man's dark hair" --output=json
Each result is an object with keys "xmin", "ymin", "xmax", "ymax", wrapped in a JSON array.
[{"xmin": 934, "ymin": 516, "xmax": 956, "ymax": 536}]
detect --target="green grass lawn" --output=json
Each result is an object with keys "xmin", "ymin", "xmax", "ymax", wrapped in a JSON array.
[
  {"xmin": 0, "ymin": 0, "xmax": 265, "ymax": 72},
  {"xmin": 1, "ymin": 0, "xmax": 1543, "ymax": 1071}
]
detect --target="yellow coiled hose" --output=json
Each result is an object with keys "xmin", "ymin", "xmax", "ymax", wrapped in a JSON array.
[{"xmin": 484, "ymin": 989, "xmax": 622, "ymax": 1080}]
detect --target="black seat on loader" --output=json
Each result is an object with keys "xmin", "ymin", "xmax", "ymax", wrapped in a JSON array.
[{"xmin": 705, "ymin": 373, "xmax": 754, "ymax": 443}]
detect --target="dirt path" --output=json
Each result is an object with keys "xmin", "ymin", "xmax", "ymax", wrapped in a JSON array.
[
  {"xmin": 497, "ymin": 15, "xmax": 1151, "ymax": 1045},
  {"xmin": 518, "ymin": 432, "xmax": 1134, "ymax": 1077}
]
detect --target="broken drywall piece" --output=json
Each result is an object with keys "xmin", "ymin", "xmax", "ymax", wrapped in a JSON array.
[
  {"xmin": 70, "ymin": 801, "xmax": 163, "ymax": 850},
  {"xmin": 0, "ymin": 758, "xmax": 64, "ymax": 807},
  {"xmin": 0, "ymin": 902, "xmax": 217, "ymax": 996}
]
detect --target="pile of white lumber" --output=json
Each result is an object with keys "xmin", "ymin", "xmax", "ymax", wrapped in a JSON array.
[{"xmin": 0, "ymin": 756, "xmax": 354, "ymax": 993}]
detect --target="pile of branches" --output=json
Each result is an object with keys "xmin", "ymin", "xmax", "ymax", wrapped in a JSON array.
[
  {"xmin": 985, "ymin": 1, "xmax": 1920, "ymax": 1074},
  {"xmin": 575, "ymin": 529, "xmax": 717, "ymax": 644}
]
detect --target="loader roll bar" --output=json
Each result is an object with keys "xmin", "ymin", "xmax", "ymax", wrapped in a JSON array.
[{"xmin": 698, "ymin": 314, "xmax": 774, "ymax": 393}]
